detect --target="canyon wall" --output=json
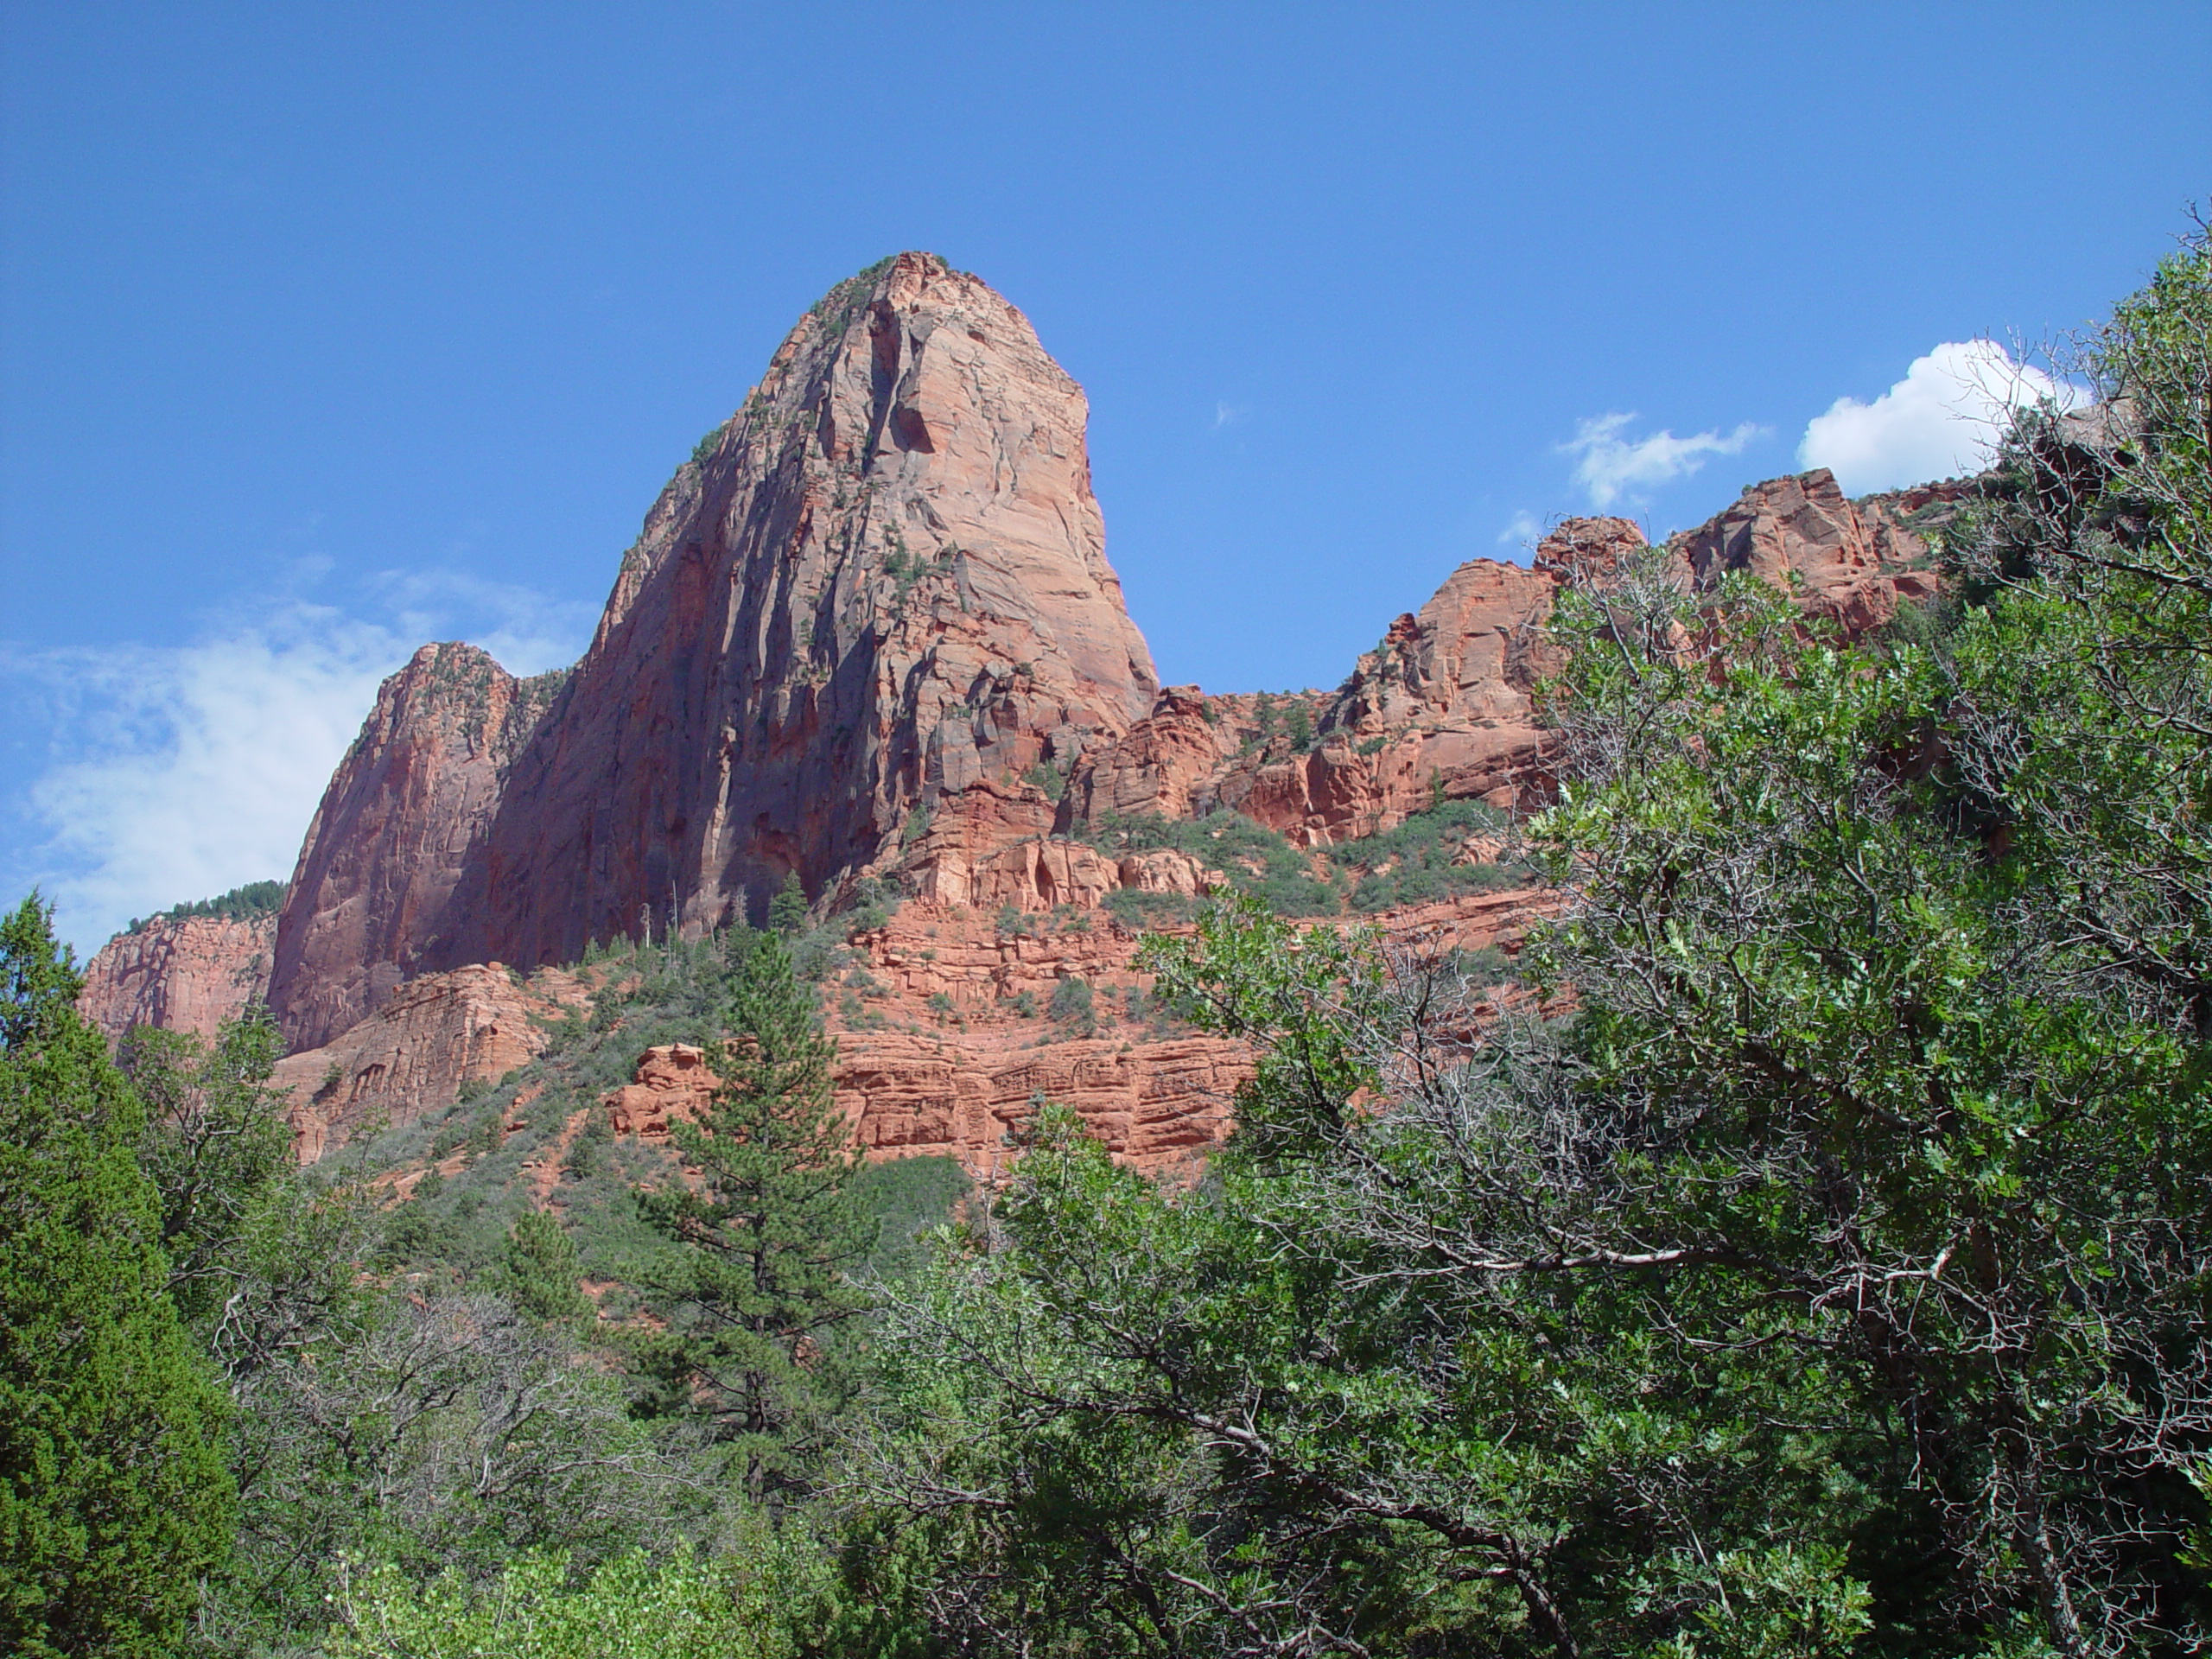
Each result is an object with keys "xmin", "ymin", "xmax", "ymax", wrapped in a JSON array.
[
  {"xmin": 267, "ymin": 251, "xmax": 1159, "ymax": 1046},
  {"xmin": 87, "ymin": 253, "xmax": 1973, "ymax": 1176},
  {"xmin": 78, "ymin": 912, "xmax": 276, "ymax": 1043}
]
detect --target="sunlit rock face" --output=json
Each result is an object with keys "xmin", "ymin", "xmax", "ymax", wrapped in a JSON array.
[
  {"xmin": 268, "ymin": 252, "xmax": 1160, "ymax": 1046},
  {"xmin": 79, "ymin": 913, "xmax": 276, "ymax": 1044}
]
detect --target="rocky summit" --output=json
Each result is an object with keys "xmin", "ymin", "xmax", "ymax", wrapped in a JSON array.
[
  {"xmin": 264, "ymin": 251, "xmax": 1159, "ymax": 1049},
  {"xmin": 80, "ymin": 251, "xmax": 1967, "ymax": 1167}
]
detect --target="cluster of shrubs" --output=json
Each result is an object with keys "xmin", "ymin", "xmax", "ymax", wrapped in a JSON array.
[{"xmin": 1083, "ymin": 798, "xmax": 1528, "ymax": 923}]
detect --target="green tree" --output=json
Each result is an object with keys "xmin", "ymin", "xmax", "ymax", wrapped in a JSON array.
[
  {"xmin": 499, "ymin": 1210, "xmax": 593, "ymax": 1326},
  {"xmin": 0, "ymin": 896, "xmax": 235, "ymax": 1657},
  {"xmin": 119, "ymin": 1006, "xmax": 293, "ymax": 1335},
  {"xmin": 639, "ymin": 930, "xmax": 874, "ymax": 1497},
  {"xmin": 768, "ymin": 871, "xmax": 809, "ymax": 934}
]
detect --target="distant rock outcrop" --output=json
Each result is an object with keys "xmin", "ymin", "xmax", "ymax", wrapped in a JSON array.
[
  {"xmin": 78, "ymin": 912, "xmax": 276, "ymax": 1043},
  {"xmin": 1678, "ymin": 468, "xmax": 1959, "ymax": 634},
  {"xmin": 272, "ymin": 961, "xmax": 591, "ymax": 1160}
]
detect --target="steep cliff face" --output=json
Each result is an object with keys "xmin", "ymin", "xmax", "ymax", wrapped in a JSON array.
[
  {"xmin": 268, "ymin": 252, "xmax": 1159, "ymax": 1046},
  {"xmin": 466, "ymin": 251, "xmax": 1159, "ymax": 973},
  {"xmin": 78, "ymin": 912, "xmax": 276, "ymax": 1042},
  {"xmin": 267, "ymin": 644, "xmax": 568, "ymax": 1048}
]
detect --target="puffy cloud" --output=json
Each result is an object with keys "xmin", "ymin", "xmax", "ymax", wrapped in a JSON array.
[
  {"xmin": 1561, "ymin": 413, "xmax": 1764, "ymax": 509},
  {"xmin": 1799, "ymin": 340, "xmax": 2088, "ymax": 493},
  {"xmin": 3, "ymin": 579, "xmax": 595, "ymax": 955},
  {"xmin": 1497, "ymin": 510, "xmax": 1541, "ymax": 546}
]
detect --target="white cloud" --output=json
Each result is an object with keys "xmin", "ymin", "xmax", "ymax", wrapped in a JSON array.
[
  {"xmin": 1213, "ymin": 401, "xmax": 1248, "ymax": 429},
  {"xmin": 3, "ymin": 577, "xmax": 595, "ymax": 956},
  {"xmin": 1799, "ymin": 340, "xmax": 2088, "ymax": 493},
  {"xmin": 1561, "ymin": 413, "xmax": 1764, "ymax": 509},
  {"xmin": 1497, "ymin": 511, "xmax": 1541, "ymax": 546}
]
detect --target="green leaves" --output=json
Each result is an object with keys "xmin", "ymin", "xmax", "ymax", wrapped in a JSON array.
[
  {"xmin": 639, "ymin": 930, "xmax": 874, "ymax": 1494},
  {"xmin": 0, "ymin": 897, "xmax": 235, "ymax": 1657}
]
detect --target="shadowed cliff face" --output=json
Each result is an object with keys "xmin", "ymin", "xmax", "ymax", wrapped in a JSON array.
[
  {"xmin": 269, "ymin": 643, "xmax": 565, "ymax": 1048},
  {"xmin": 269, "ymin": 252, "xmax": 1160, "ymax": 1046}
]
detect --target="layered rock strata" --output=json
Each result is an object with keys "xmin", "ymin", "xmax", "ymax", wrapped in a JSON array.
[
  {"xmin": 272, "ymin": 962, "xmax": 590, "ymax": 1160},
  {"xmin": 78, "ymin": 912, "xmax": 276, "ymax": 1043}
]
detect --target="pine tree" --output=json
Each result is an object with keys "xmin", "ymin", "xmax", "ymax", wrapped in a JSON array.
[
  {"xmin": 639, "ymin": 929, "xmax": 874, "ymax": 1497},
  {"xmin": 766, "ymin": 870, "xmax": 808, "ymax": 934},
  {"xmin": 499, "ymin": 1210, "xmax": 593, "ymax": 1326},
  {"xmin": 0, "ymin": 896, "xmax": 235, "ymax": 1656}
]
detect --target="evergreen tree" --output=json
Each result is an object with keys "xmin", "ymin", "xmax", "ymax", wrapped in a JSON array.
[
  {"xmin": 767, "ymin": 871, "xmax": 808, "ymax": 934},
  {"xmin": 639, "ymin": 929, "xmax": 874, "ymax": 1497},
  {"xmin": 0, "ymin": 896, "xmax": 235, "ymax": 1656},
  {"xmin": 120, "ymin": 1006, "xmax": 293, "ymax": 1336},
  {"xmin": 499, "ymin": 1210, "xmax": 593, "ymax": 1326}
]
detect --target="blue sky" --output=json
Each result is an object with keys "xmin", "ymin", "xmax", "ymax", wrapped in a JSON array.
[{"xmin": 3, "ymin": 2, "xmax": 2207, "ymax": 950}]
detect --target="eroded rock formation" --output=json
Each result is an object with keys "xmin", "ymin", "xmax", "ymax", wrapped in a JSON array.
[
  {"xmin": 273, "ymin": 962, "xmax": 591, "ymax": 1160},
  {"xmin": 78, "ymin": 913, "xmax": 276, "ymax": 1043},
  {"xmin": 267, "ymin": 251, "xmax": 1159, "ymax": 1046},
  {"xmin": 82, "ymin": 249, "xmax": 1979, "ymax": 1183}
]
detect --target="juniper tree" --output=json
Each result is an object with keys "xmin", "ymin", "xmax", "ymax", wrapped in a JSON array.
[{"xmin": 0, "ymin": 896, "xmax": 234, "ymax": 1657}]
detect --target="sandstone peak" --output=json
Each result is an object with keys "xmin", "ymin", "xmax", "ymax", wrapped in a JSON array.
[{"xmin": 267, "ymin": 255, "xmax": 1160, "ymax": 1044}]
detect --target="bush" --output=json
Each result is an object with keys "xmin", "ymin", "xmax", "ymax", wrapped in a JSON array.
[
  {"xmin": 325, "ymin": 1544, "xmax": 791, "ymax": 1659},
  {"xmin": 1080, "ymin": 810, "xmax": 1339, "ymax": 918},
  {"xmin": 1104, "ymin": 889, "xmax": 1198, "ymax": 931},
  {"xmin": 1048, "ymin": 978, "xmax": 1096, "ymax": 1037}
]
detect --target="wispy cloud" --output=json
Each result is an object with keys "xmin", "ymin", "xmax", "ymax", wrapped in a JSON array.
[
  {"xmin": 1560, "ymin": 413, "xmax": 1764, "ymax": 510},
  {"xmin": 1497, "ymin": 511, "xmax": 1541, "ymax": 546},
  {"xmin": 3, "ymin": 575, "xmax": 595, "ymax": 955},
  {"xmin": 1799, "ymin": 340, "xmax": 2088, "ymax": 493},
  {"xmin": 1213, "ymin": 401, "xmax": 1248, "ymax": 429}
]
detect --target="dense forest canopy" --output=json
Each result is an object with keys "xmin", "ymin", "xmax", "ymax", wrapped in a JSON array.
[{"xmin": 3, "ymin": 227, "xmax": 2209, "ymax": 1657}]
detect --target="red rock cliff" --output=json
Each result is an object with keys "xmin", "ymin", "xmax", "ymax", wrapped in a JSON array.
[
  {"xmin": 78, "ymin": 912, "xmax": 276, "ymax": 1043},
  {"xmin": 268, "ymin": 644, "xmax": 567, "ymax": 1048},
  {"xmin": 269, "ymin": 253, "xmax": 1159, "ymax": 1045}
]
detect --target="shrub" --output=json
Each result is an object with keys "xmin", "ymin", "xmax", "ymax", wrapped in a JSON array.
[
  {"xmin": 1048, "ymin": 978, "xmax": 1096, "ymax": 1037},
  {"xmin": 1104, "ymin": 889, "xmax": 1198, "ymax": 931}
]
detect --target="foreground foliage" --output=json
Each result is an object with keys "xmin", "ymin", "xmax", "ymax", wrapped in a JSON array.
[
  {"xmin": 845, "ymin": 232, "xmax": 2212, "ymax": 1657},
  {"xmin": 0, "ymin": 899, "xmax": 235, "ymax": 1657}
]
